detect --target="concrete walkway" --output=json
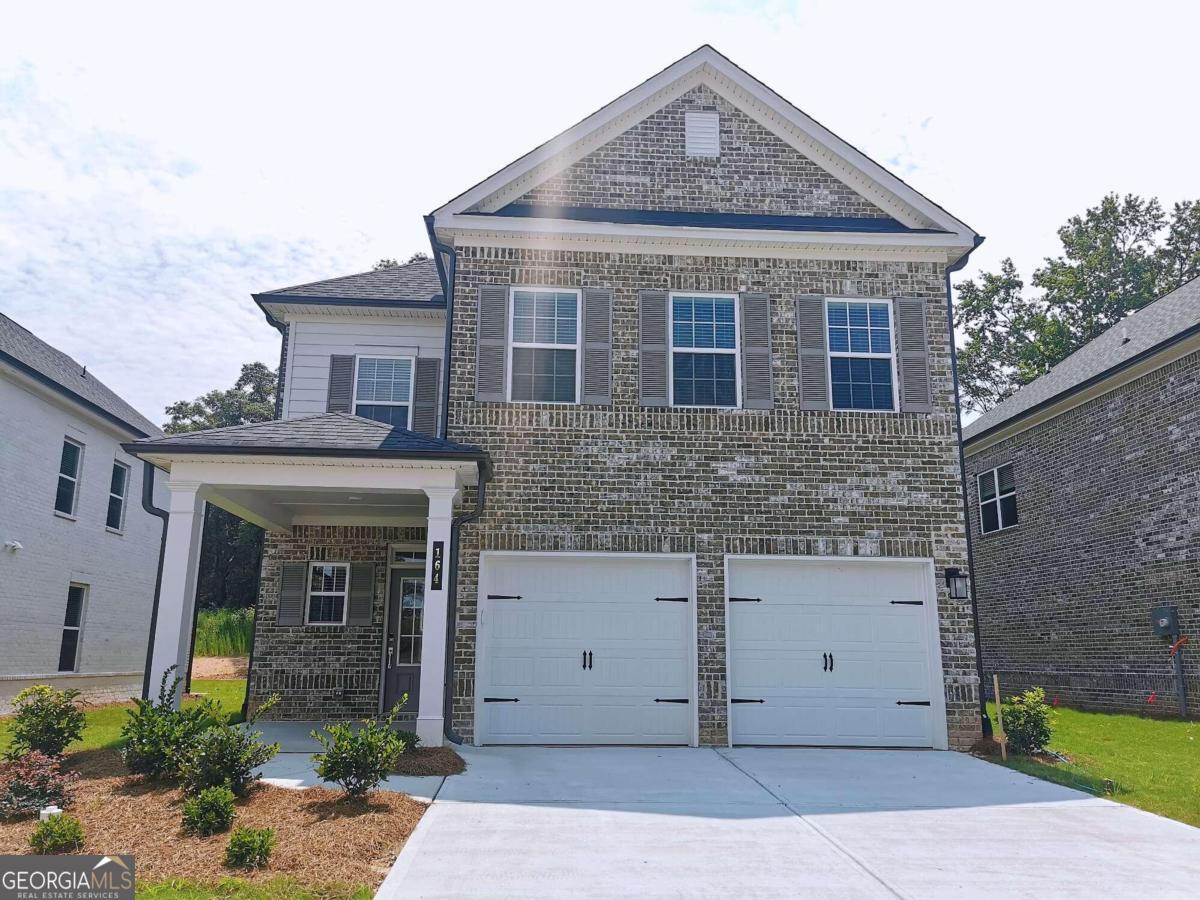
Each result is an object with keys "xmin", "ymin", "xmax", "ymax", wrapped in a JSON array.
[{"xmin": 377, "ymin": 745, "xmax": 1200, "ymax": 899}]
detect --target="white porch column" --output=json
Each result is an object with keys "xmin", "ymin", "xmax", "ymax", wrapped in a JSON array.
[
  {"xmin": 149, "ymin": 480, "xmax": 208, "ymax": 706},
  {"xmin": 416, "ymin": 486, "xmax": 459, "ymax": 746}
]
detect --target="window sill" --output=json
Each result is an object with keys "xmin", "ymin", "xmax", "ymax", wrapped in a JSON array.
[
  {"xmin": 105, "ymin": 526, "xmax": 124, "ymax": 536},
  {"xmin": 53, "ymin": 510, "xmax": 77, "ymax": 522},
  {"xmin": 978, "ymin": 524, "xmax": 1019, "ymax": 538}
]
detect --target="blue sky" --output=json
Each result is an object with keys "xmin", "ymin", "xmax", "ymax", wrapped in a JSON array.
[{"xmin": 2, "ymin": 1, "xmax": 1197, "ymax": 422}]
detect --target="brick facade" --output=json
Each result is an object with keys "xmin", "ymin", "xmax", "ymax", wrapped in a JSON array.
[{"xmin": 965, "ymin": 350, "xmax": 1200, "ymax": 717}]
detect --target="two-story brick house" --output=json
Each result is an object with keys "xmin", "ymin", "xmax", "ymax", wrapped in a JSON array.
[{"xmin": 128, "ymin": 46, "xmax": 985, "ymax": 750}]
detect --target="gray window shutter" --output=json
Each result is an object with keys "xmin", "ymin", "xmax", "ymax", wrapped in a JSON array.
[
  {"xmin": 347, "ymin": 563, "xmax": 375, "ymax": 625},
  {"xmin": 739, "ymin": 292, "xmax": 773, "ymax": 409},
  {"xmin": 638, "ymin": 290, "xmax": 669, "ymax": 406},
  {"xmin": 796, "ymin": 296, "xmax": 830, "ymax": 410},
  {"xmin": 327, "ymin": 355, "xmax": 354, "ymax": 413},
  {"xmin": 475, "ymin": 284, "xmax": 509, "ymax": 401},
  {"xmin": 411, "ymin": 357, "xmax": 441, "ymax": 434},
  {"xmin": 893, "ymin": 298, "xmax": 934, "ymax": 413},
  {"xmin": 581, "ymin": 288, "xmax": 613, "ymax": 405},
  {"xmin": 278, "ymin": 563, "xmax": 306, "ymax": 626}
]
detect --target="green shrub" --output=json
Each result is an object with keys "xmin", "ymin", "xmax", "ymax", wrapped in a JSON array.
[
  {"xmin": 180, "ymin": 696, "xmax": 279, "ymax": 797},
  {"xmin": 121, "ymin": 668, "xmax": 220, "ymax": 780},
  {"xmin": 224, "ymin": 826, "xmax": 275, "ymax": 869},
  {"xmin": 0, "ymin": 752, "xmax": 79, "ymax": 820},
  {"xmin": 1002, "ymin": 686, "xmax": 1055, "ymax": 755},
  {"xmin": 311, "ymin": 703, "xmax": 407, "ymax": 798},
  {"xmin": 194, "ymin": 608, "xmax": 255, "ymax": 657},
  {"xmin": 394, "ymin": 731, "xmax": 420, "ymax": 754},
  {"xmin": 182, "ymin": 785, "xmax": 236, "ymax": 836},
  {"xmin": 30, "ymin": 813, "xmax": 85, "ymax": 854},
  {"xmin": 7, "ymin": 686, "xmax": 86, "ymax": 757}
]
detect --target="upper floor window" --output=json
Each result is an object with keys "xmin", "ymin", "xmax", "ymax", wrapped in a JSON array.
[
  {"xmin": 670, "ymin": 294, "xmax": 738, "ymax": 407},
  {"xmin": 827, "ymin": 299, "xmax": 896, "ymax": 411},
  {"xmin": 307, "ymin": 562, "xmax": 349, "ymax": 625},
  {"xmin": 509, "ymin": 288, "xmax": 579, "ymax": 403},
  {"xmin": 354, "ymin": 357, "xmax": 413, "ymax": 427},
  {"xmin": 106, "ymin": 461, "xmax": 130, "ymax": 531},
  {"xmin": 55, "ymin": 438, "xmax": 83, "ymax": 516},
  {"xmin": 978, "ymin": 464, "xmax": 1018, "ymax": 534}
]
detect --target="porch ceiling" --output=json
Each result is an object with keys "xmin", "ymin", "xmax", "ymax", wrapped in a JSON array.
[{"xmin": 210, "ymin": 484, "xmax": 430, "ymax": 530}]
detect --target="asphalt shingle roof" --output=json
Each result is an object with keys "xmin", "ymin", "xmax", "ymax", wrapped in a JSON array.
[
  {"xmin": 257, "ymin": 257, "xmax": 442, "ymax": 303},
  {"xmin": 963, "ymin": 276, "xmax": 1200, "ymax": 443},
  {"xmin": 0, "ymin": 313, "xmax": 160, "ymax": 438}
]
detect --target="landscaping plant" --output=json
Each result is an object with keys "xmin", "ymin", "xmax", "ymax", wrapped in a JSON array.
[
  {"xmin": 0, "ymin": 751, "xmax": 79, "ymax": 819},
  {"xmin": 224, "ymin": 826, "xmax": 275, "ymax": 869},
  {"xmin": 6, "ymin": 685, "xmax": 85, "ymax": 757},
  {"xmin": 180, "ymin": 695, "xmax": 279, "ymax": 797},
  {"xmin": 182, "ymin": 785, "xmax": 237, "ymax": 836},
  {"xmin": 394, "ymin": 731, "xmax": 420, "ymax": 754},
  {"xmin": 1002, "ymin": 686, "xmax": 1055, "ymax": 755},
  {"xmin": 30, "ymin": 813, "xmax": 85, "ymax": 854},
  {"xmin": 194, "ymin": 608, "xmax": 255, "ymax": 657},
  {"xmin": 121, "ymin": 667, "xmax": 220, "ymax": 779},
  {"xmin": 311, "ymin": 703, "xmax": 407, "ymax": 798}
]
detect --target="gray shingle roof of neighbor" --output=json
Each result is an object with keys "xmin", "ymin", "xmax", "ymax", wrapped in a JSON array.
[
  {"xmin": 124, "ymin": 412, "xmax": 491, "ymax": 473},
  {"xmin": 963, "ymin": 275, "xmax": 1200, "ymax": 444},
  {"xmin": 256, "ymin": 257, "xmax": 442, "ymax": 303},
  {"xmin": 0, "ymin": 312, "xmax": 161, "ymax": 438}
]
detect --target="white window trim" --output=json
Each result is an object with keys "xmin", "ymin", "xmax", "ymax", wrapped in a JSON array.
[
  {"xmin": 351, "ymin": 355, "xmax": 415, "ymax": 427},
  {"xmin": 977, "ymin": 465, "xmax": 1018, "ymax": 535},
  {"xmin": 55, "ymin": 437, "xmax": 84, "ymax": 519},
  {"xmin": 505, "ymin": 286, "xmax": 583, "ymax": 404},
  {"xmin": 305, "ymin": 561, "xmax": 350, "ymax": 626},
  {"xmin": 106, "ymin": 460, "xmax": 130, "ymax": 534},
  {"xmin": 59, "ymin": 582, "xmax": 88, "ymax": 673},
  {"xmin": 668, "ymin": 291, "xmax": 742, "ymax": 409},
  {"xmin": 825, "ymin": 297, "xmax": 900, "ymax": 413}
]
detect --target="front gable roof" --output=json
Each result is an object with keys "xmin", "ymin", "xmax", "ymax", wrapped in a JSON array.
[{"xmin": 252, "ymin": 257, "xmax": 445, "ymax": 325}]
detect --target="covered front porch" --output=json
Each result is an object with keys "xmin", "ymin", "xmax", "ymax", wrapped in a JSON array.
[{"xmin": 125, "ymin": 413, "xmax": 490, "ymax": 746}]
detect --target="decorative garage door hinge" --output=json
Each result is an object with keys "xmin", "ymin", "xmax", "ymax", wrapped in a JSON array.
[
  {"xmin": 654, "ymin": 698, "xmax": 689, "ymax": 703},
  {"xmin": 895, "ymin": 700, "xmax": 931, "ymax": 706},
  {"xmin": 889, "ymin": 600, "xmax": 924, "ymax": 605},
  {"xmin": 487, "ymin": 594, "xmax": 522, "ymax": 600},
  {"xmin": 655, "ymin": 596, "xmax": 689, "ymax": 602},
  {"xmin": 731, "ymin": 698, "xmax": 765, "ymax": 704},
  {"xmin": 483, "ymin": 697, "xmax": 520, "ymax": 703},
  {"xmin": 729, "ymin": 597, "xmax": 762, "ymax": 603}
]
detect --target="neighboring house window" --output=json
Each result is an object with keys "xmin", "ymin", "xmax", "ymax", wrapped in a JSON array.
[
  {"xmin": 307, "ymin": 562, "xmax": 349, "ymax": 624},
  {"xmin": 827, "ymin": 299, "xmax": 896, "ymax": 411},
  {"xmin": 978, "ymin": 463, "xmax": 1018, "ymax": 534},
  {"xmin": 509, "ymin": 288, "xmax": 580, "ymax": 402},
  {"xmin": 670, "ymin": 294, "xmax": 738, "ymax": 407},
  {"xmin": 55, "ymin": 438, "xmax": 84, "ymax": 516},
  {"xmin": 58, "ymin": 584, "xmax": 86, "ymax": 672},
  {"xmin": 107, "ymin": 461, "xmax": 130, "ymax": 531},
  {"xmin": 354, "ymin": 357, "xmax": 413, "ymax": 427}
]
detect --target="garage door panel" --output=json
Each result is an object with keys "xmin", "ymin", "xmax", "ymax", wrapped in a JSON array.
[
  {"xmin": 735, "ymin": 605, "xmax": 827, "ymax": 644},
  {"xmin": 733, "ymin": 651, "xmax": 828, "ymax": 691},
  {"xmin": 732, "ymin": 700, "xmax": 835, "ymax": 744}
]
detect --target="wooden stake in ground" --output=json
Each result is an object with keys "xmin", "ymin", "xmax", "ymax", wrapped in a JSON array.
[{"xmin": 993, "ymin": 673, "xmax": 1007, "ymax": 761}]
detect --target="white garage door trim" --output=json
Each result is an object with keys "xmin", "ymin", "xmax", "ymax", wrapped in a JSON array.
[
  {"xmin": 723, "ymin": 555, "xmax": 948, "ymax": 750},
  {"xmin": 476, "ymin": 551, "xmax": 699, "ymax": 747}
]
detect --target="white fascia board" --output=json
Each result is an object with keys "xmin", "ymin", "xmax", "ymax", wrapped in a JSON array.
[{"xmin": 259, "ymin": 301, "xmax": 446, "ymax": 323}]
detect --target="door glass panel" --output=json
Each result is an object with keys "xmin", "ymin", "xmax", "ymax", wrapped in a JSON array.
[{"xmin": 396, "ymin": 577, "xmax": 424, "ymax": 664}]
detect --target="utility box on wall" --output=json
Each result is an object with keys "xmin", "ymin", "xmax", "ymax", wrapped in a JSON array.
[{"xmin": 1150, "ymin": 605, "xmax": 1179, "ymax": 637}]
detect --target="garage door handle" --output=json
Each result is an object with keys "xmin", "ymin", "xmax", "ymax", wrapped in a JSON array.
[
  {"xmin": 829, "ymin": 652, "xmax": 833, "ymax": 672},
  {"xmin": 588, "ymin": 651, "xmax": 593, "ymax": 670},
  {"xmin": 823, "ymin": 652, "xmax": 828, "ymax": 672},
  {"xmin": 896, "ymin": 701, "xmax": 931, "ymax": 706},
  {"xmin": 582, "ymin": 651, "xmax": 587, "ymax": 670},
  {"xmin": 731, "ymin": 698, "xmax": 764, "ymax": 704},
  {"xmin": 483, "ymin": 697, "xmax": 520, "ymax": 703}
]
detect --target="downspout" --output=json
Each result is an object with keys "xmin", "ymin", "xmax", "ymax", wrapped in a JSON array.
[
  {"xmin": 139, "ymin": 461, "xmax": 169, "ymax": 700},
  {"xmin": 425, "ymin": 214, "xmax": 456, "ymax": 442},
  {"xmin": 946, "ymin": 235, "xmax": 993, "ymax": 738}
]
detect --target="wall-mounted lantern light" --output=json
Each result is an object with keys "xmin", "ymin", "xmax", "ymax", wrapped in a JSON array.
[{"xmin": 945, "ymin": 567, "xmax": 969, "ymax": 600}]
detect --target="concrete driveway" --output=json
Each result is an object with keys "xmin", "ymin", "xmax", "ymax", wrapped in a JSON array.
[{"xmin": 377, "ymin": 746, "xmax": 1200, "ymax": 899}]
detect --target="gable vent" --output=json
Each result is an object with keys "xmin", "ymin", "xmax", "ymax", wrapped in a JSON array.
[{"xmin": 685, "ymin": 111, "xmax": 720, "ymax": 158}]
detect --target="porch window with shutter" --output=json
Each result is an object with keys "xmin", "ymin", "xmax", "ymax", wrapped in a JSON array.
[{"xmin": 306, "ymin": 563, "xmax": 350, "ymax": 625}]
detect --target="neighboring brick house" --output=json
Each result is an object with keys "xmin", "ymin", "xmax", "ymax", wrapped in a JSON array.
[
  {"xmin": 128, "ymin": 46, "xmax": 986, "ymax": 750},
  {"xmin": 0, "ymin": 313, "xmax": 166, "ymax": 711},
  {"xmin": 963, "ymin": 276, "xmax": 1200, "ymax": 717}
]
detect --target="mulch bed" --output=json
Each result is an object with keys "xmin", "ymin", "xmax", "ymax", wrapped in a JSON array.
[
  {"xmin": 0, "ymin": 749, "xmax": 425, "ymax": 889},
  {"xmin": 391, "ymin": 746, "xmax": 465, "ymax": 778}
]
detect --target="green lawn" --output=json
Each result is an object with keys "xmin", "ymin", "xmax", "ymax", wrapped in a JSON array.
[
  {"xmin": 988, "ymin": 702, "xmax": 1200, "ymax": 827},
  {"xmin": 138, "ymin": 877, "xmax": 369, "ymax": 899},
  {"xmin": 0, "ymin": 679, "xmax": 246, "ymax": 755}
]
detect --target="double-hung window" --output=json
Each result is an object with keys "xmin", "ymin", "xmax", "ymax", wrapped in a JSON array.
[
  {"xmin": 670, "ymin": 294, "xmax": 739, "ymax": 407},
  {"xmin": 978, "ymin": 464, "xmax": 1018, "ymax": 534},
  {"xmin": 354, "ymin": 357, "xmax": 413, "ymax": 427},
  {"xmin": 107, "ymin": 461, "xmax": 130, "ymax": 531},
  {"xmin": 58, "ymin": 584, "xmax": 86, "ymax": 672},
  {"xmin": 307, "ymin": 563, "xmax": 349, "ymax": 624},
  {"xmin": 509, "ymin": 288, "xmax": 580, "ymax": 402},
  {"xmin": 55, "ymin": 438, "xmax": 83, "ymax": 516},
  {"xmin": 827, "ymin": 300, "xmax": 896, "ymax": 411}
]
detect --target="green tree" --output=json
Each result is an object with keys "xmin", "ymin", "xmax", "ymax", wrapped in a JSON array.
[
  {"xmin": 373, "ymin": 252, "xmax": 430, "ymax": 271},
  {"xmin": 164, "ymin": 362, "xmax": 276, "ymax": 434}
]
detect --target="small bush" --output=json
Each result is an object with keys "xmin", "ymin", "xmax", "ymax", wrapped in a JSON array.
[
  {"xmin": 180, "ymin": 699, "xmax": 279, "ymax": 797},
  {"xmin": 311, "ymin": 703, "xmax": 407, "ymax": 798},
  {"xmin": 195, "ymin": 608, "xmax": 255, "ymax": 657},
  {"xmin": 30, "ymin": 813, "xmax": 85, "ymax": 854},
  {"xmin": 0, "ymin": 752, "xmax": 79, "ymax": 820},
  {"xmin": 394, "ymin": 731, "xmax": 420, "ymax": 754},
  {"xmin": 7, "ymin": 686, "xmax": 86, "ymax": 758},
  {"xmin": 1002, "ymin": 686, "xmax": 1055, "ymax": 755},
  {"xmin": 121, "ymin": 667, "xmax": 220, "ymax": 780},
  {"xmin": 224, "ymin": 826, "xmax": 275, "ymax": 869},
  {"xmin": 182, "ymin": 785, "xmax": 236, "ymax": 836}
]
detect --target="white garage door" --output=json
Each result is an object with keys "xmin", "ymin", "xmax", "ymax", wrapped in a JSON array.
[
  {"xmin": 476, "ymin": 554, "xmax": 694, "ymax": 745},
  {"xmin": 727, "ymin": 558, "xmax": 943, "ymax": 748}
]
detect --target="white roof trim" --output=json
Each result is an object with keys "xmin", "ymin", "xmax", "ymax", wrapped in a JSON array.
[{"xmin": 432, "ymin": 46, "xmax": 977, "ymax": 247}]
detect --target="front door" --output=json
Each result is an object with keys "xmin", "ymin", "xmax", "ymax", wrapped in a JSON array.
[{"xmin": 384, "ymin": 573, "xmax": 424, "ymax": 721}]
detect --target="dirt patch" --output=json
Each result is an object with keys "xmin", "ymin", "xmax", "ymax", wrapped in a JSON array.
[
  {"xmin": 0, "ymin": 749, "xmax": 425, "ymax": 890},
  {"xmin": 392, "ymin": 746, "xmax": 465, "ymax": 778},
  {"xmin": 191, "ymin": 656, "xmax": 249, "ymax": 680}
]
